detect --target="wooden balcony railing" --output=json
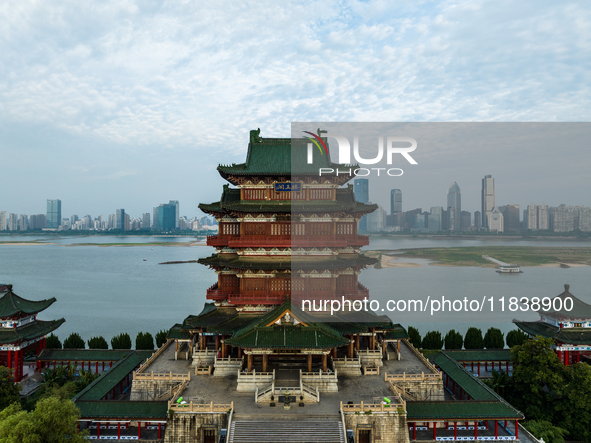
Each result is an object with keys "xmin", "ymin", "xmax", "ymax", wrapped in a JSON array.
[{"xmin": 206, "ymin": 234, "xmax": 370, "ymax": 248}]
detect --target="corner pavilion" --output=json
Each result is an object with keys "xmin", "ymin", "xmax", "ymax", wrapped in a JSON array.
[
  {"xmin": 0, "ymin": 284, "xmax": 64, "ymax": 382},
  {"xmin": 515, "ymin": 284, "xmax": 591, "ymax": 365}
]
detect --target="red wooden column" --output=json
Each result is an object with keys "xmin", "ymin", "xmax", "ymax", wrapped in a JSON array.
[
  {"xmin": 577, "ymin": 354, "xmax": 581, "ymax": 363},
  {"xmin": 95, "ymin": 361, "xmax": 98, "ymax": 373},
  {"xmin": 413, "ymin": 422, "xmax": 416, "ymax": 440},
  {"xmin": 477, "ymin": 362, "xmax": 480, "ymax": 377},
  {"xmin": 118, "ymin": 422, "xmax": 121, "ymax": 439},
  {"xmin": 515, "ymin": 420, "xmax": 519, "ymax": 439},
  {"xmin": 7, "ymin": 351, "xmax": 12, "ymax": 379},
  {"xmin": 495, "ymin": 420, "xmax": 498, "ymax": 439},
  {"xmin": 97, "ymin": 423, "xmax": 100, "ymax": 438},
  {"xmin": 454, "ymin": 422, "xmax": 457, "ymax": 440},
  {"xmin": 433, "ymin": 422, "xmax": 436, "ymax": 440},
  {"xmin": 138, "ymin": 422, "xmax": 141, "ymax": 439},
  {"xmin": 158, "ymin": 423, "xmax": 162, "ymax": 439},
  {"xmin": 474, "ymin": 421, "xmax": 478, "ymax": 439},
  {"xmin": 564, "ymin": 350, "xmax": 569, "ymax": 366}
]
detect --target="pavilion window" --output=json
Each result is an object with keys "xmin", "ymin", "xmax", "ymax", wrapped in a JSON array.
[
  {"xmin": 336, "ymin": 222, "xmax": 354, "ymax": 235},
  {"xmin": 270, "ymin": 223, "xmax": 291, "ymax": 236},
  {"xmin": 291, "ymin": 223, "xmax": 305, "ymax": 236},
  {"xmin": 221, "ymin": 223, "xmax": 239, "ymax": 235},
  {"xmin": 243, "ymin": 223, "xmax": 266, "ymax": 236},
  {"xmin": 243, "ymin": 188, "xmax": 266, "ymax": 200},
  {"xmin": 309, "ymin": 188, "xmax": 332, "ymax": 200},
  {"xmin": 309, "ymin": 223, "xmax": 332, "ymax": 236},
  {"xmin": 291, "ymin": 279, "xmax": 306, "ymax": 293}
]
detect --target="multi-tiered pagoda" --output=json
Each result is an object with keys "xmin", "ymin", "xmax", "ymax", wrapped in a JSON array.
[
  {"xmin": 172, "ymin": 129, "xmax": 405, "ymax": 373},
  {"xmin": 0, "ymin": 284, "xmax": 65, "ymax": 381}
]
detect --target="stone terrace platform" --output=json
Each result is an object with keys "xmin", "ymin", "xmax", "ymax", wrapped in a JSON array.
[{"xmin": 136, "ymin": 340, "xmax": 437, "ymax": 416}]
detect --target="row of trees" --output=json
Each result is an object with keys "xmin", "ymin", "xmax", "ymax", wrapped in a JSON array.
[
  {"xmin": 408, "ymin": 327, "xmax": 529, "ymax": 350},
  {"xmin": 489, "ymin": 337, "xmax": 591, "ymax": 442},
  {"xmin": 46, "ymin": 330, "xmax": 168, "ymax": 350}
]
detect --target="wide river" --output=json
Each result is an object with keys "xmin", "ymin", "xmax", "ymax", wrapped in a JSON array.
[{"xmin": 1, "ymin": 235, "xmax": 590, "ymax": 343}]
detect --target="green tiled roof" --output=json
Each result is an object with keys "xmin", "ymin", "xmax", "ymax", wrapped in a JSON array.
[
  {"xmin": 199, "ymin": 185, "xmax": 377, "ymax": 215},
  {"xmin": 198, "ymin": 254, "xmax": 377, "ymax": 271},
  {"xmin": 182, "ymin": 307, "xmax": 238, "ymax": 330},
  {"xmin": 536, "ymin": 284, "xmax": 591, "ymax": 320},
  {"xmin": 217, "ymin": 135, "xmax": 357, "ymax": 177},
  {"xmin": 208, "ymin": 313, "xmax": 263, "ymax": 334},
  {"xmin": 225, "ymin": 300, "xmax": 350, "ymax": 349},
  {"xmin": 0, "ymin": 287, "xmax": 56, "ymax": 318},
  {"xmin": 383, "ymin": 325, "xmax": 409, "ymax": 340},
  {"xmin": 37, "ymin": 348, "xmax": 151, "ymax": 361},
  {"xmin": 514, "ymin": 320, "xmax": 591, "ymax": 344},
  {"xmin": 442, "ymin": 349, "xmax": 512, "ymax": 362},
  {"xmin": 73, "ymin": 352, "xmax": 144, "ymax": 401},
  {"xmin": 168, "ymin": 323, "xmax": 192, "ymax": 340},
  {"xmin": 407, "ymin": 401, "xmax": 523, "ymax": 420},
  {"xmin": 0, "ymin": 318, "xmax": 65, "ymax": 345},
  {"xmin": 75, "ymin": 401, "xmax": 168, "ymax": 419},
  {"xmin": 433, "ymin": 352, "xmax": 506, "ymax": 402}
]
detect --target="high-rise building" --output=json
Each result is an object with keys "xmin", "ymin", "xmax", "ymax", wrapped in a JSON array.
[
  {"xmin": 390, "ymin": 189, "xmax": 402, "ymax": 214},
  {"xmin": 366, "ymin": 205, "xmax": 386, "ymax": 232},
  {"xmin": 8, "ymin": 214, "xmax": 18, "ymax": 231},
  {"xmin": 47, "ymin": 199, "xmax": 62, "ymax": 229},
  {"xmin": 0, "ymin": 211, "xmax": 7, "ymax": 231},
  {"xmin": 158, "ymin": 203, "xmax": 176, "ymax": 231},
  {"xmin": 447, "ymin": 182, "xmax": 461, "ymax": 231},
  {"xmin": 527, "ymin": 203, "xmax": 538, "ymax": 230},
  {"xmin": 489, "ymin": 207, "xmax": 504, "ymax": 232},
  {"xmin": 124, "ymin": 213, "xmax": 131, "ymax": 231},
  {"xmin": 481, "ymin": 175, "xmax": 495, "ymax": 230},
  {"xmin": 115, "ymin": 209, "xmax": 125, "ymax": 230},
  {"xmin": 142, "ymin": 213, "xmax": 151, "ymax": 230},
  {"xmin": 354, "ymin": 179, "xmax": 369, "ymax": 231},
  {"xmin": 428, "ymin": 207, "xmax": 443, "ymax": 232},
  {"xmin": 169, "ymin": 200, "xmax": 180, "ymax": 230},
  {"xmin": 461, "ymin": 211, "xmax": 471, "ymax": 229},
  {"xmin": 474, "ymin": 211, "xmax": 481, "ymax": 230},
  {"xmin": 538, "ymin": 203, "xmax": 549, "ymax": 230},
  {"xmin": 498, "ymin": 204, "xmax": 520, "ymax": 232},
  {"xmin": 18, "ymin": 215, "xmax": 28, "ymax": 231},
  {"xmin": 552, "ymin": 205, "xmax": 576, "ymax": 232}
]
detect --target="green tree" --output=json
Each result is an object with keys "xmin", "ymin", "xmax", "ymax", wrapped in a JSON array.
[
  {"xmin": 506, "ymin": 329, "xmax": 529, "ymax": 348},
  {"xmin": 87, "ymin": 336, "xmax": 108, "ymax": 349},
  {"xmin": 75, "ymin": 369, "xmax": 100, "ymax": 393},
  {"xmin": 407, "ymin": 326, "xmax": 422, "ymax": 349},
  {"xmin": 522, "ymin": 420, "xmax": 567, "ymax": 443},
  {"xmin": 555, "ymin": 362, "xmax": 591, "ymax": 442},
  {"xmin": 464, "ymin": 327, "xmax": 484, "ymax": 349},
  {"xmin": 45, "ymin": 333, "xmax": 62, "ymax": 349},
  {"xmin": 63, "ymin": 333, "xmax": 85, "ymax": 349},
  {"xmin": 136, "ymin": 332, "xmax": 154, "ymax": 350},
  {"xmin": 155, "ymin": 330, "xmax": 168, "ymax": 348},
  {"xmin": 0, "ymin": 367, "xmax": 21, "ymax": 411},
  {"xmin": 511, "ymin": 336, "xmax": 565, "ymax": 421},
  {"xmin": 0, "ymin": 397, "xmax": 87, "ymax": 442},
  {"xmin": 111, "ymin": 333, "xmax": 132, "ymax": 350},
  {"xmin": 444, "ymin": 329, "xmax": 463, "ymax": 350},
  {"xmin": 484, "ymin": 327, "xmax": 504, "ymax": 349},
  {"xmin": 422, "ymin": 331, "xmax": 443, "ymax": 350}
]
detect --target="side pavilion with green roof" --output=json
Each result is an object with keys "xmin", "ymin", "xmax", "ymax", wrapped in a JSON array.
[
  {"xmin": 0, "ymin": 284, "xmax": 64, "ymax": 382},
  {"xmin": 514, "ymin": 284, "xmax": 591, "ymax": 366}
]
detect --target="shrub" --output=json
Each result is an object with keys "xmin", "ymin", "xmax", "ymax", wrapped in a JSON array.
[
  {"xmin": 444, "ymin": 330, "xmax": 463, "ymax": 350},
  {"xmin": 506, "ymin": 329, "xmax": 529, "ymax": 348},
  {"xmin": 45, "ymin": 333, "xmax": 62, "ymax": 349},
  {"xmin": 484, "ymin": 327, "xmax": 504, "ymax": 349},
  {"xmin": 87, "ymin": 336, "xmax": 108, "ymax": 349},
  {"xmin": 422, "ymin": 331, "xmax": 443, "ymax": 350},
  {"xmin": 523, "ymin": 420, "xmax": 567, "ymax": 443},
  {"xmin": 111, "ymin": 333, "xmax": 132, "ymax": 350},
  {"xmin": 464, "ymin": 327, "xmax": 484, "ymax": 349},
  {"xmin": 407, "ymin": 326, "xmax": 422, "ymax": 349},
  {"xmin": 155, "ymin": 330, "xmax": 168, "ymax": 348},
  {"xmin": 136, "ymin": 332, "xmax": 154, "ymax": 350},
  {"xmin": 63, "ymin": 333, "xmax": 85, "ymax": 349}
]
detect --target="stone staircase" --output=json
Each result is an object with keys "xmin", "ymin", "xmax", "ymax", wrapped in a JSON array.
[{"xmin": 228, "ymin": 419, "xmax": 344, "ymax": 443}]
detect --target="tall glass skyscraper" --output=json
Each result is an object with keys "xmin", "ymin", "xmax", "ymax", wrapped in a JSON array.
[
  {"xmin": 481, "ymin": 175, "xmax": 495, "ymax": 229},
  {"xmin": 46, "ymin": 199, "xmax": 62, "ymax": 229},
  {"xmin": 158, "ymin": 203, "xmax": 176, "ymax": 231},
  {"xmin": 169, "ymin": 200, "xmax": 180, "ymax": 230},
  {"xmin": 447, "ymin": 182, "xmax": 461, "ymax": 231},
  {"xmin": 115, "ymin": 209, "xmax": 126, "ymax": 230},
  {"xmin": 390, "ymin": 189, "xmax": 402, "ymax": 214}
]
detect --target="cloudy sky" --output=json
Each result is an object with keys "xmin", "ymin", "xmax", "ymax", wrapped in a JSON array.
[{"xmin": 1, "ymin": 0, "xmax": 590, "ymax": 219}]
